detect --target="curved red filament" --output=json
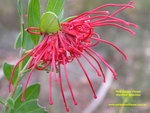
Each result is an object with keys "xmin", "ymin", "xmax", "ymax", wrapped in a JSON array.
[{"xmin": 27, "ymin": 27, "xmax": 42, "ymax": 35}]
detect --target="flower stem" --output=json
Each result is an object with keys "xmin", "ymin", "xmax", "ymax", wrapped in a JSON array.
[
  {"xmin": 4, "ymin": 10, "xmax": 26, "ymax": 112},
  {"xmin": 4, "ymin": 52, "xmax": 32, "ymax": 113},
  {"xmin": 4, "ymin": 52, "xmax": 23, "ymax": 113}
]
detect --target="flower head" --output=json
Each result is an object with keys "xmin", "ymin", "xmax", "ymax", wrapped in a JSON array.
[{"xmin": 9, "ymin": 1, "xmax": 137, "ymax": 112}]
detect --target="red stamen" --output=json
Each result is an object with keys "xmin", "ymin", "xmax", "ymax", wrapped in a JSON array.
[
  {"xmin": 87, "ymin": 33, "xmax": 101, "ymax": 47},
  {"xmin": 22, "ymin": 45, "xmax": 49, "ymax": 101},
  {"xmin": 28, "ymin": 58, "xmax": 34, "ymax": 69},
  {"xmin": 111, "ymin": 2, "xmax": 134, "ymax": 17},
  {"xmin": 84, "ymin": 50, "xmax": 106, "ymax": 82},
  {"xmin": 52, "ymin": 38, "xmax": 58, "ymax": 82},
  {"xmin": 49, "ymin": 61, "xmax": 53, "ymax": 105},
  {"xmin": 58, "ymin": 64, "xmax": 69, "ymax": 112},
  {"xmin": 92, "ymin": 3, "xmax": 134, "ymax": 12},
  {"xmin": 75, "ymin": 56, "xmax": 97, "ymax": 98},
  {"xmin": 93, "ymin": 23, "xmax": 136, "ymax": 35},
  {"xmin": 27, "ymin": 27, "xmax": 42, "ymax": 35},
  {"xmin": 62, "ymin": 38, "xmax": 101, "ymax": 77},
  {"xmin": 86, "ymin": 47, "xmax": 117, "ymax": 79},
  {"xmin": 35, "ymin": 61, "xmax": 51, "ymax": 70},
  {"xmin": 9, "ymin": 47, "xmax": 37, "ymax": 92},
  {"xmin": 89, "ymin": 38, "xmax": 128, "ymax": 60},
  {"xmin": 22, "ymin": 66, "xmax": 36, "ymax": 101},
  {"xmin": 62, "ymin": 55, "xmax": 77, "ymax": 105}
]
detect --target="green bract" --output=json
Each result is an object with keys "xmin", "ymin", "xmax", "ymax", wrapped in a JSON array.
[{"xmin": 40, "ymin": 11, "xmax": 61, "ymax": 33}]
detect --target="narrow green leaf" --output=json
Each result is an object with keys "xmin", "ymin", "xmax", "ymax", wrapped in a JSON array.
[
  {"xmin": 62, "ymin": 16, "xmax": 76, "ymax": 22},
  {"xmin": 14, "ymin": 30, "xmax": 34, "ymax": 50},
  {"xmin": 17, "ymin": 0, "xmax": 23, "ymax": 15},
  {"xmin": 20, "ymin": 23, "xmax": 25, "ymax": 47},
  {"xmin": 23, "ymin": 30, "xmax": 35, "ymax": 51},
  {"xmin": 0, "ymin": 97, "xmax": 5, "ymax": 105},
  {"xmin": 40, "ymin": 11, "xmax": 60, "ymax": 33},
  {"xmin": 27, "ymin": 0, "xmax": 41, "ymax": 45},
  {"xmin": 46, "ymin": 0, "xmax": 64, "ymax": 16},
  {"xmin": 58, "ymin": 9, "xmax": 64, "ymax": 21},
  {"xmin": 3, "ymin": 62, "xmax": 19, "ymax": 85},
  {"xmin": 15, "ymin": 83, "xmax": 40, "ymax": 108},
  {"xmin": 14, "ymin": 99, "xmax": 46, "ymax": 113},
  {"xmin": 14, "ymin": 33, "xmax": 21, "ymax": 48},
  {"xmin": 7, "ymin": 98, "xmax": 14, "ymax": 109},
  {"xmin": 17, "ymin": 0, "xmax": 24, "ymax": 47},
  {"xmin": 17, "ymin": 53, "xmax": 31, "ymax": 76},
  {"xmin": 1, "ymin": 108, "xmax": 5, "ymax": 113}
]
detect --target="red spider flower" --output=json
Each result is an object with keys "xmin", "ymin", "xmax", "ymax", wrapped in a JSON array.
[{"xmin": 9, "ymin": 1, "xmax": 138, "ymax": 112}]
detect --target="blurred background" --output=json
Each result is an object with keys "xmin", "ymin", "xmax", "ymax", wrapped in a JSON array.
[{"xmin": 0, "ymin": 0, "xmax": 150, "ymax": 113}]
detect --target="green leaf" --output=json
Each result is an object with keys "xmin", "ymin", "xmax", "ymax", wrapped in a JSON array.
[
  {"xmin": 58, "ymin": 9, "xmax": 64, "ymax": 21},
  {"xmin": 14, "ymin": 83, "xmax": 40, "ymax": 108},
  {"xmin": 3, "ymin": 53, "xmax": 31, "ymax": 85},
  {"xmin": 14, "ymin": 30, "xmax": 34, "ymax": 50},
  {"xmin": 1, "ymin": 108, "xmax": 5, "ymax": 113},
  {"xmin": 20, "ymin": 23, "xmax": 25, "ymax": 47},
  {"xmin": 7, "ymin": 98, "xmax": 14, "ymax": 109},
  {"xmin": 62, "ymin": 16, "xmax": 76, "ymax": 22},
  {"xmin": 15, "ymin": 33, "xmax": 21, "ymax": 48},
  {"xmin": 13, "ymin": 86, "xmax": 23, "ymax": 101},
  {"xmin": 17, "ymin": 0, "xmax": 23, "ymax": 15},
  {"xmin": 17, "ymin": 0, "xmax": 24, "ymax": 47},
  {"xmin": 3, "ymin": 62, "xmax": 19, "ymax": 85},
  {"xmin": 46, "ymin": 0, "xmax": 64, "ymax": 16},
  {"xmin": 27, "ymin": 0, "xmax": 41, "ymax": 45},
  {"xmin": 13, "ymin": 99, "xmax": 46, "ymax": 113},
  {"xmin": 29, "ymin": 108, "xmax": 47, "ymax": 113},
  {"xmin": 2, "ymin": 85, "xmax": 45, "ymax": 113},
  {"xmin": 21, "ymin": 53, "xmax": 31, "ymax": 70},
  {"xmin": 0, "ymin": 96, "xmax": 5, "ymax": 105},
  {"xmin": 9, "ymin": 84, "xmax": 47, "ymax": 113},
  {"xmin": 40, "ymin": 11, "xmax": 60, "ymax": 33}
]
